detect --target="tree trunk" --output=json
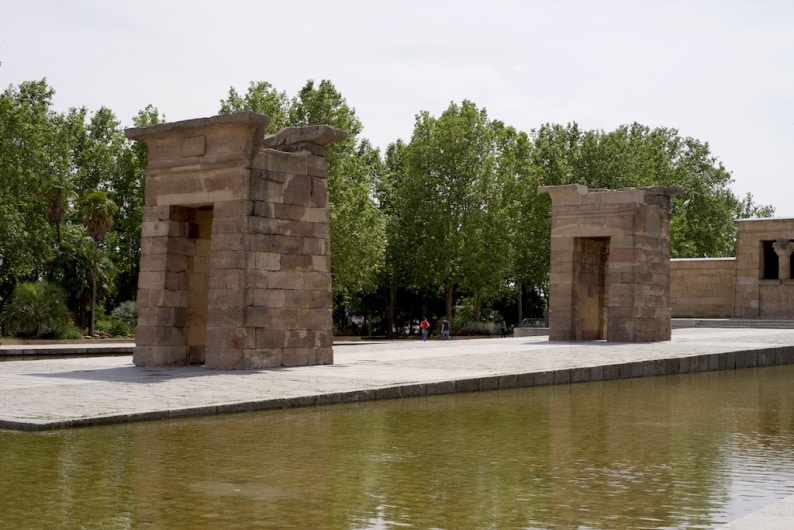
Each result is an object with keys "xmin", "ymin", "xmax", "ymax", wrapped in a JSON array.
[
  {"xmin": 516, "ymin": 278, "xmax": 524, "ymax": 325},
  {"xmin": 444, "ymin": 278, "xmax": 454, "ymax": 322},
  {"xmin": 90, "ymin": 242, "xmax": 97, "ymax": 339},
  {"xmin": 385, "ymin": 284, "xmax": 396, "ymax": 339}
]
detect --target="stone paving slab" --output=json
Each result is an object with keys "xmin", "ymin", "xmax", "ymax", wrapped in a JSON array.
[
  {"xmin": 2, "ymin": 327, "xmax": 794, "ymax": 433},
  {"xmin": 722, "ymin": 493, "xmax": 794, "ymax": 529}
]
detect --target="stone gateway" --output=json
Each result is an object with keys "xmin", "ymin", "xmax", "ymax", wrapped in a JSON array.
[
  {"xmin": 539, "ymin": 184, "xmax": 679, "ymax": 342},
  {"xmin": 126, "ymin": 112, "xmax": 346, "ymax": 369}
]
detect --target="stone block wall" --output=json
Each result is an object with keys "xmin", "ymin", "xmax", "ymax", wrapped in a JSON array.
[
  {"xmin": 670, "ymin": 258, "xmax": 735, "ymax": 318},
  {"xmin": 734, "ymin": 218, "xmax": 794, "ymax": 318},
  {"xmin": 126, "ymin": 112, "xmax": 345, "ymax": 369},
  {"xmin": 539, "ymin": 184, "xmax": 678, "ymax": 342}
]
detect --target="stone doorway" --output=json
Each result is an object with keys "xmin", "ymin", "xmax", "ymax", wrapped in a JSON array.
[
  {"xmin": 137, "ymin": 204, "xmax": 213, "ymax": 366},
  {"xmin": 185, "ymin": 206, "xmax": 212, "ymax": 364},
  {"xmin": 573, "ymin": 237, "xmax": 609, "ymax": 340}
]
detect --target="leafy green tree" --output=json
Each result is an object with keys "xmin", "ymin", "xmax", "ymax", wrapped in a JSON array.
[
  {"xmin": 219, "ymin": 81, "xmax": 289, "ymax": 132},
  {"xmin": 376, "ymin": 139, "xmax": 423, "ymax": 336},
  {"xmin": 0, "ymin": 81, "xmax": 141, "ymax": 323},
  {"xmin": 497, "ymin": 124, "xmax": 547, "ymax": 323},
  {"xmin": 736, "ymin": 192, "xmax": 774, "ymax": 218},
  {"xmin": 663, "ymin": 135, "xmax": 745, "ymax": 257},
  {"xmin": 398, "ymin": 100, "xmax": 513, "ymax": 321},
  {"xmin": 288, "ymin": 80, "xmax": 362, "ymax": 134},
  {"xmin": 106, "ymin": 104, "xmax": 164, "ymax": 306},
  {"xmin": 42, "ymin": 176, "xmax": 77, "ymax": 248},
  {"xmin": 81, "ymin": 190, "xmax": 119, "ymax": 337},
  {"xmin": 45, "ymin": 224, "xmax": 95, "ymax": 330},
  {"xmin": 530, "ymin": 122, "xmax": 774, "ymax": 259},
  {"xmin": 0, "ymin": 80, "xmax": 61, "ymax": 286},
  {"xmin": 328, "ymin": 138, "xmax": 386, "ymax": 297},
  {"xmin": 110, "ymin": 300, "xmax": 139, "ymax": 328},
  {"xmin": 132, "ymin": 104, "xmax": 165, "ymax": 128},
  {"xmin": 289, "ymin": 81, "xmax": 385, "ymax": 306},
  {"xmin": 68, "ymin": 107, "xmax": 126, "ymax": 197}
]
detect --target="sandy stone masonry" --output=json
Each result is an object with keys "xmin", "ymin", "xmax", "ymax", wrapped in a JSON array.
[
  {"xmin": 670, "ymin": 218, "xmax": 794, "ymax": 319},
  {"xmin": 733, "ymin": 218, "xmax": 794, "ymax": 318},
  {"xmin": 540, "ymin": 184, "xmax": 679, "ymax": 342},
  {"xmin": 126, "ymin": 112, "xmax": 346, "ymax": 369}
]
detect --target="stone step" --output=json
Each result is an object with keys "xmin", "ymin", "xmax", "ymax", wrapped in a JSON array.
[{"xmin": 674, "ymin": 319, "xmax": 794, "ymax": 329}]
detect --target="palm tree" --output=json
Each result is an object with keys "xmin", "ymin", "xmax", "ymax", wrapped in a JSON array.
[
  {"xmin": 0, "ymin": 281, "xmax": 71, "ymax": 338},
  {"xmin": 80, "ymin": 190, "xmax": 118, "ymax": 338},
  {"xmin": 42, "ymin": 178, "xmax": 77, "ymax": 248}
]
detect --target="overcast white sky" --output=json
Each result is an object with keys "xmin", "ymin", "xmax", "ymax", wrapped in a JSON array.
[{"xmin": 2, "ymin": 0, "xmax": 793, "ymax": 216}]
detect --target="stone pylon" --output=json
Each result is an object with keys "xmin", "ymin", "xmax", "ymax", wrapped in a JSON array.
[
  {"xmin": 126, "ymin": 112, "xmax": 346, "ymax": 368},
  {"xmin": 539, "ymin": 184, "xmax": 679, "ymax": 342}
]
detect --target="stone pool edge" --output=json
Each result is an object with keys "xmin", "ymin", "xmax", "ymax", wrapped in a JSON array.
[{"xmin": 3, "ymin": 345, "xmax": 792, "ymax": 432}]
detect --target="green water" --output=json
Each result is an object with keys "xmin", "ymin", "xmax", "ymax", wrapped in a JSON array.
[{"xmin": 2, "ymin": 365, "xmax": 794, "ymax": 529}]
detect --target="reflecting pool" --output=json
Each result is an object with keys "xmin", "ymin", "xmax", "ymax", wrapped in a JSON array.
[{"xmin": 2, "ymin": 364, "xmax": 794, "ymax": 528}]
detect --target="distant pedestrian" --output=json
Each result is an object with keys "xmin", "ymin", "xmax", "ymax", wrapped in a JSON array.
[
  {"xmin": 420, "ymin": 317, "xmax": 430, "ymax": 341},
  {"xmin": 441, "ymin": 318, "xmax": 451, "ymax": 340}
]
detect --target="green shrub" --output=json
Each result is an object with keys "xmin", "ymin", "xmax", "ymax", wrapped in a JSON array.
[
  {"xmin": 454, "ymin": 321, "xmax": 495, "ymax": 336},
  {"xmin": 107, "ymin": 320, "xmax": 132, "ymax": 338},
  {"xmin": 1, "ymin": 281, "xmax": 72, "ymax": 338},
  {"xmin": 96, "ymin": 318, "xmax": 132, "ymax": 338},
  {"xmin": 60, "ymin": 325, "xmax": 85, "ymax": 340},
  {"xmin": 110, "ymin": 301, "xmax": 138, "ymax": 327}
]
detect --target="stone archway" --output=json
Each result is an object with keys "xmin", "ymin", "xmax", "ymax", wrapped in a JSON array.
[
  {"xmin": 539, "ymin": 184, "xmax": 679, "ymax": 342},
  {"xmin": 126, "ymin": 112, "xmax": 346, "ymax": 368}
]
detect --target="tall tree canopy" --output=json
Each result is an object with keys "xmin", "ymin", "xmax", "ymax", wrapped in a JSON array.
[
  {"xmin": 380, "ymin": 110, "xmax": 774, "ymax": 332},
  {"xmin": 529, "ymin": 122, "xmax": 770, "ymax": 258},
  {"xmin": 0, "ymin": 80, "xmax": 62, "ymax": 283},
  {"xmin": 0, "ymin": 79, "xmax": 154, "ymax": 331},
  {"xmin": 391, "ymin": 101, "xmax": 513, "ymax": 321},
  {"xmin": 0, "ymin": 77, "xmax": 776, "ymax": 338}
]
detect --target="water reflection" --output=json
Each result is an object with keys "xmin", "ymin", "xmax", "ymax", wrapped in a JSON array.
[{"xmin": 2, "ymin": 365, "xmax": 794, "ymax": 528}]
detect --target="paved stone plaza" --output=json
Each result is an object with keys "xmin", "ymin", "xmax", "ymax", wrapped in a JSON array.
[{"xmin": 2, "ymin": 327, "xmax": 794, "ymax": 431}]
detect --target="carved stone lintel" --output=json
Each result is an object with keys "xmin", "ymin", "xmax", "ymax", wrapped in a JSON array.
[{"xmin": 263, "ymin": 125, "xmax": 347, "ymax": 154}]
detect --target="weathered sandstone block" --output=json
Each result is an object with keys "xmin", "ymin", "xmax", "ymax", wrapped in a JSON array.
[
  {"xmin": 126, "ymin": 112, "xmax": 345, "ymax": 368},
  {"xmin": 539, "ymin": 184, "xmax": 678, "ymax": 342}
]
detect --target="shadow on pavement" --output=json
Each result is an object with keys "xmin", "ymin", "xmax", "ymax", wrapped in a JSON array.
[{"xmin": 29, "ymin": 364, "xmax": 251, "ymax": 383}]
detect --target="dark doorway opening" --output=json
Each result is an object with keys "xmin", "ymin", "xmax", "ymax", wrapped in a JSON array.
[{"xmin": 573, "ymin": 237, "xmax": 610, "ymax": 340}]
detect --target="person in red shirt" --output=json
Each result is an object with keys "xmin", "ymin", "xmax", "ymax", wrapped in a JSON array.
[{"xmin": 420, "ymin": 317, "xmax": 430, "ymax": 341}]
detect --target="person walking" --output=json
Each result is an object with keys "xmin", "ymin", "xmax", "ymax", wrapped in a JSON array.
[
  {"xmin": 441, "ymin": 317, "xmax": 451, "ymax": 340},
  {"xmin": 420, "ymin": 317, "xmax": 430, "ymax": 341}
]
